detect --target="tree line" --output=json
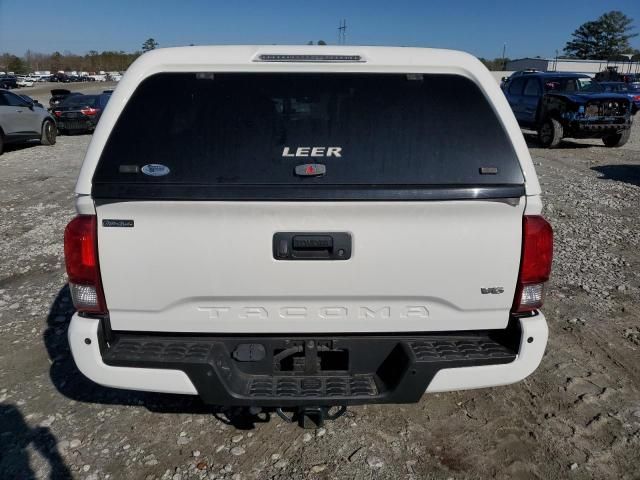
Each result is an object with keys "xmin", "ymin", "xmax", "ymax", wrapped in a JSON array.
[
  {"xmin": 0, "ymin": 50, "xmax": 140, "ymax": 74},
  {"xmin": 0, "ymin": 39, "xmax": 160, "ymax": 74}
]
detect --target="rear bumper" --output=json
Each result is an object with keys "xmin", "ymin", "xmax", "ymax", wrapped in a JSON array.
[
  {"xmin": 68, "ymin": 313, "xmax": 548, "ymax": 405},
  {"xmin": 56, "ymin": 118, "xmax": 97, "ymax": 131}
]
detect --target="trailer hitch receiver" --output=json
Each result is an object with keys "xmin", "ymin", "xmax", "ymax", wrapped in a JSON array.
[{"xmin": 276, "ymin": 405, "xmax": 347, "ymax": 428}]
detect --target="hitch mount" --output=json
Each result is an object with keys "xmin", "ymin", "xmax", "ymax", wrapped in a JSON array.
[{"xmin": 276, "ymin": 405, "xmax": 347, "ymax": 428}]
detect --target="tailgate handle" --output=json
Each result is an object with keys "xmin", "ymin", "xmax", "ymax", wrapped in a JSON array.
[
  {"xmin": 273, "ymin": 232, "xmax": 351, "ymax": 260},
  {"xmin": 292, "ymin": 235, "xmax": 333, "ymax": 251}
]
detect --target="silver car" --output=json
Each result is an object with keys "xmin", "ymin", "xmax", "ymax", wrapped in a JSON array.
[{"xmin": 0, "ymin": 89, "xmax": 56, "ymax": 155}]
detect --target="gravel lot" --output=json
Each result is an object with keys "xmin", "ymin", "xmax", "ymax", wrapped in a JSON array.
[{"xmin": 0, "ymin": 106, "xmax": 639, "ymax": 479}]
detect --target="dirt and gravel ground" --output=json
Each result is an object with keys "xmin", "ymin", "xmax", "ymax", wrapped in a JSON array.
[{"xmin": 0, "ymin": 99, "xmax": 639, "ymax": 479}]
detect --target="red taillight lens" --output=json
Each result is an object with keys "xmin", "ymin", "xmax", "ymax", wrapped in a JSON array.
[
  {"xmin": 512, "ymin": 215, "xmax": 553, "ymax": 313},
  {"xmin": 80, "ymin": 107, "xmax": 99, "ymax": 116},
  {"xmin": 633, "ymin": 95, "xmax": 640, "ymax": 101},
  {"xmin": 53, "ymin": 111, "xmax": 61, "ymax": 117},
  {"xmin": 64, "ymin": 215, "xmax": 107, "ymax": 314}
]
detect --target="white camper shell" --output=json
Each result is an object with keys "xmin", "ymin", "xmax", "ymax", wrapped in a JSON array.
[{"xmin": 64, "ymin": 46, "xmax": 552, "ymax": 422}]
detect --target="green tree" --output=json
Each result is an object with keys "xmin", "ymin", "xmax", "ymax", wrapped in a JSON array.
[
  {"xmin": 317, "ymin": 40, "xmax": 327, "ymax": 45},
  {"xmin": 7, "ymin": 55, "xmax": 27, "ymax": 74},
  {"xmin": 142, "ymin": 38, "xmax": 159, "ymax": 53},
  {"xmin": 50, "ymin": 51, "xmax": 62, "ymax": 72},
  {"xmin": 564, "ymin": 11, "xmax": 638, "ymax": 59},
  {"xmin": 479, "ymin": 57, "xmax": 511, "ymax": 71},
  {"xmin": 86, "ymin": 50, "xmax": 99, "ymax": 72}
]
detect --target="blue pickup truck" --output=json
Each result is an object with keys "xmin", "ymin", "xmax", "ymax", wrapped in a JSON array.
[
  {"xmin": 599, "ymin": 81, "xmax": 640, "ymax": 115},
  {"xmin": 503, "ymin": 72, "xmax": 632, "ymax": 148}
]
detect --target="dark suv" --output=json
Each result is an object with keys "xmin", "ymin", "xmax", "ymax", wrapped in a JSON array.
[
  {"xmin": 52, "ymin": 92, "xmax": 111, "ymax": 134},
  {"xmin": 503, "ymin": 72, "xmax": 632, "ymax": 148},
  {"xmin": 0, "ymin": 75, "xmax": 18, "ymax": 90}
]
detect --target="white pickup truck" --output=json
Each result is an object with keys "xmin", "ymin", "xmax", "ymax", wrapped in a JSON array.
[{"xmin": 64, "ymin": 46, "xmax": 553, "ymax": 426}]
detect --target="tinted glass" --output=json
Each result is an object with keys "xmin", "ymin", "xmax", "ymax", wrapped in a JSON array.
[
  {"xmin": 94, "ymin": 73, "xmax": 524, "ymax": 199},
  {"xmin": 523, "ymin": 79, "xmax": 541, "ymax": 96},
  {"xmin": 99, "ymin": 94, "xmax": 111, "ymax": 107},
  {"xmin": 63, "ymin": 95, "xmax": 99, "ymax": 107},
  {"xmin": 508, "ymin": 78, "xmax": 525, "ymax": 95},
  {"xmin": 1, "ymin": 91, "xmax": 29, "ymax": 107},
  {"xmin": 610, "ymin": 84, "xmax": 628, "ymax": 92}
]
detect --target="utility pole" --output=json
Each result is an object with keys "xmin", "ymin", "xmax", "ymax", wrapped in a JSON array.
[
  {"xmin": 338, "ymin": 19, "xmax": 347, "ymax": 45},
  {"xmin": 501, "ymin": 42, "xmax": 506, "ymax": 69}
]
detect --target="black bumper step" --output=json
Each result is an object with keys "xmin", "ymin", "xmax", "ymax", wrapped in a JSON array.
[
  {"xmin": 248, "ymin": 375, "xmax": 378, "ymax": 398},
  {"xmin": 100, "ymin": 328, "xmax": 519, "ymax": 407},
  {"xmin": 409, "ymin": 339, "xmax": 515, "ymax": 362}
]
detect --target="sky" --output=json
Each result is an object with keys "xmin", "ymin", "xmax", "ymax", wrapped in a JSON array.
[{"xmin": 0, "ymin": 0, "xmax": 639, "ymax": 59}]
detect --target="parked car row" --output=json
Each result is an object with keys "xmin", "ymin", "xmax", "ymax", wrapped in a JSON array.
[
  {"xmin": 0, "ymin": 72, "xmax": 122, "ymax": 89},
  {"xmin": 48, "ymin": 73, "xmax": 97, "ymax": 83},
  {"xmin": 502, "ymin": 70, "xmax": 635, "ymax": 148}
]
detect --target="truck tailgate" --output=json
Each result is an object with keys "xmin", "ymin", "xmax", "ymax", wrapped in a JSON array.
[{"xmin": 97, "ymin": 199, "xmax": 524, "ymax": 333}]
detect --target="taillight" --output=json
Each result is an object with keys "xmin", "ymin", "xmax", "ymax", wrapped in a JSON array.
[
  {"xmin": 633, "ymin": 95, "xmax": 640, "ymax": 101},
  {"xmin": 80, "ymin": 107, "xmax": 100, "ymax": 116},
  {"xmin": 64, "ymin": 215, "xmax": 107, "ymax": 314},
  {"xmin": 53, "ymin": 111, "xmax": 61, "ymax": 117},
  {"xmin": 512, "ymin": 215, "xmax": 553, "ymax": 313}
]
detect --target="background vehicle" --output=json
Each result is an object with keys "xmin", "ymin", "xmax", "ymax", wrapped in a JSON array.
[
  {"xmin": 50, "ymin": 73, "xmax": 71, "ymax": 83},
  {"xmin": 64, "ymin": 46, "xmax": 552, "ymax": 426},
  {"xmin": 595, "ymin": 68, "xmax": 640, "ymax": 84},
  {"xmin": 0, "ymin": 75, "xmax": 18, "ymax": 89},
  {"xmin": 503, "ymin": 72, "xmax": 632, "ymax": 148},
  {"xmin": 49, "ymin": 88, "xmax": 81, "ymax": 109},
  {"xmin": 0, "ymin": 89, "xmax": 56, "ymax": 155},
  {"xmin": 599, "ymin": 81, "xmax": 640, "ymax": 114},
  {"xmin": 16, "ymin": 76, "xmax": 34, "ymax": 87},
  {"xmin": 52, "ymin": 92, "xmax": 111, "ymax": 134},
  {"xmin": 107, "ymin": 72, "xmax": 122, "ymax": 82}
]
